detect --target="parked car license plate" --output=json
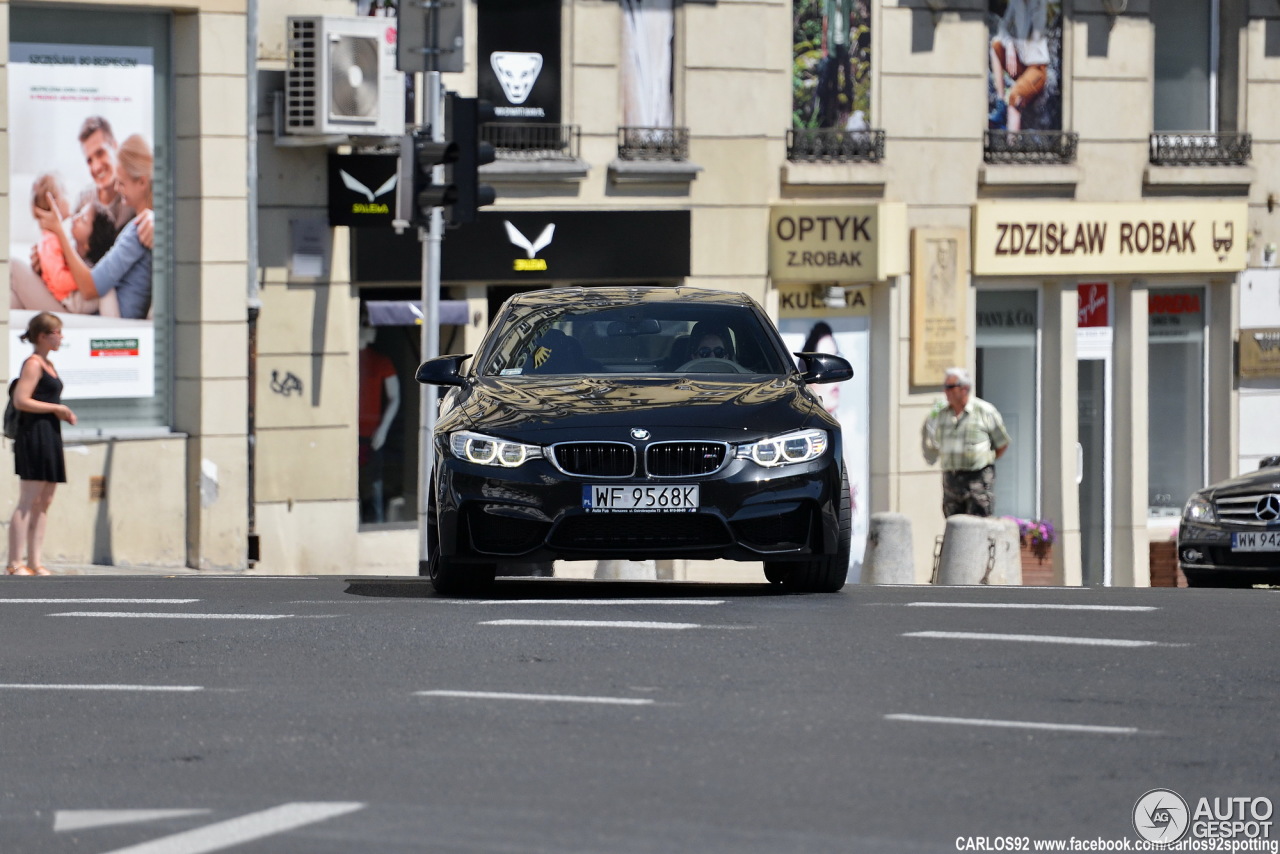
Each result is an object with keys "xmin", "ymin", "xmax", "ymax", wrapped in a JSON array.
[
  {"xmin": 1231, "ymin": 531, "xmax": 1280, "ymax": 551},
  {"xmin": 583, "ymin": 484, "xmax": 698, "ymax": 513}
]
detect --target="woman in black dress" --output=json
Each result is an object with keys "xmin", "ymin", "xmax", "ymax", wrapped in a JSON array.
[{"xmin": 6, "ymin": 312, "xmax": 77, "ymax": 576}]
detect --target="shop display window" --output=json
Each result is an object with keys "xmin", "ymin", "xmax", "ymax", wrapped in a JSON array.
[
  {"xmin": 1148, "ymin": 288, "xmax": 1206, "ymax": 518},
  {"xmin": 976, "ymin": 290, "xmax": 1039, "ymax": 521}
]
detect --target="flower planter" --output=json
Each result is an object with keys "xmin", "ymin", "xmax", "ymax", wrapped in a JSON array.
[
  {"xmin": 1149, "ymin": 541, "xmax": 1186, "ymax": 587},
  {"xmin": 1020, "ymin": 541, "xmax": 1054, "ymax": 586}
]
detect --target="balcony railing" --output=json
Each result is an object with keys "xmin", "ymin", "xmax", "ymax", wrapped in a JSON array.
[
  {"xmin": 480, "ymin": 123, "xmax": 581, "ymax": 161},
  {"xmin": 1149, "ymin": 132, "xmax": 1251, "ymax": 166},
  {"xmin": 617, "ymin": 126, "xmax": 689, "ymax": 161},
  {"xmin": 786, "ymin": 128, "xmax": 884, "ymax": 163},
  {"xmin": 984, "ymin": 130, "xmax": 1078, "ymax": 164}
]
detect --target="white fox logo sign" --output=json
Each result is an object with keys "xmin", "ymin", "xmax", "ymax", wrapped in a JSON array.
[{"xmin": 490, "ymin": 52, "xmax": 543, "ymax": 104}]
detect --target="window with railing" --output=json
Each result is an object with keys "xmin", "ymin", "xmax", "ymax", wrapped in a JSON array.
[
  {"xmin": 481, "ymin": 123, "xmax": 580, "ymax": 161},
  {"xmin": 617, "ymin": 127, "xmax": 689, "ymax": 161},
  {"xmin": 786, "ymin": 128, "xmax": 884, "ymax": 163},
  {"xmin": 1148, "ymin": 132, "xmax": 1251, "ymax": 166},
  {"xmin": 984, "ymin": 130, "xmax": 1078, "ymax": 165}
]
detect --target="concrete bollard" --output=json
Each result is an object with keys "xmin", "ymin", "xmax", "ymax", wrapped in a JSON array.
[
  {"xmin": 594, "ymin": 559, "xmax": 657, "ymax": 580},
  {"xmin": 987, "ymin": 517, "xmax": 1022, "ymax": 585},
  {"xmin": 935, "ymin": 515, "xmax": 995, "ymax": 585},
  {"xmin": 861, "ymin": 512, "xmax": 915, "ymax": 584}
]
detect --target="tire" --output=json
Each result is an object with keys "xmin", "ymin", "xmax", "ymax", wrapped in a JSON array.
[
  {"xmin": 422, "ymin": 469, "xmax": 496, "ymax": 595},
  {"xmin": 764, "ymin": 465, "xmax": 851, "ymax": 593}
]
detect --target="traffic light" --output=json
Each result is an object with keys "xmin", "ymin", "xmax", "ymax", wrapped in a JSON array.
[
  {"xmin": 398, "ymin": 127, "xmax": 459, "ymax": 227},
  {"xmin": 446, "ymin": 94, "xmax": 497, "ymax": 226}
]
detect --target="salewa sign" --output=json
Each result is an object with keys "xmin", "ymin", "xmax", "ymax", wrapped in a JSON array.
[
  {"xmin": 973, "ymin": 202, "xmax": 1248, "ymax": 275},
  {"xmin": 328, "ymin": 153, "xmax": 398, "ymax": 227},
  {"xmin": 505, "ymin": 221, "xmax": 554, "ymax": 271}
]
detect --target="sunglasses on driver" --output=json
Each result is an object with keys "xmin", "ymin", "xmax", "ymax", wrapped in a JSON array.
[{"xmin": 695, "ymin": 346, "xmax": 728, "ymax": 359}]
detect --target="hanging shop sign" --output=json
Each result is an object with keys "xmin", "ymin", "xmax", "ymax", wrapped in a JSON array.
[
  {"xmin": 352, "ymin": 210, "xmax": 691, "ymax": 283},
  {"xmin": 328, "ymin": 153, "xmax": 398, "ymax": 227},
  {"xmin": 768, "ymin": 203, "xmax": 908, "ymax": 283},
  {"xmin": 972, "ymin": 202, "xmax": 1248, "ymax": 275},
  {"xmin": 478, "ymin": 0, "xmax": 561, "ymax": 125},
  {"xmin": 909, "ymin": 227, "xmax": 968, "ymax": 387},
  {"xmin": 1239, "ymin": 328, "xmax": 1280, "ymax": 379}
]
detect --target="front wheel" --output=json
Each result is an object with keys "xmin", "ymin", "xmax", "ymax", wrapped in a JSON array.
[
  {"xmin": 764, "ymin": 466, "xmax": 851, "ymax": 593},
  {"xmin": 422, "ymin": 468, "xmax": 497, "ymax": 595}
]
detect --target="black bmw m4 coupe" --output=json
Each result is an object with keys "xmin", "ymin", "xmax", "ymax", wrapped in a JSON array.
[{"xmin": 415, "ymin": 286, "xmax": 854, "ymax": 594}]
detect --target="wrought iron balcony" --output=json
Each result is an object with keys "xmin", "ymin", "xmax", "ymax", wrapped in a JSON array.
[
  {"xmin": 617, "ymin": 126, "xmax": 689, "ymax": 161},
  {"xmin": 786, "ymin": 128, "xmax": 884, "ymax": 163},
  {"xmin": 481, "ymin": 123, "xmax": 581, "ymax": 161},
  {"xmin": 984, "ymin": 130, "xmax": 1078, "ymax": 164},
  {"xmin": 1149, "ymin": 132, "xmax": 1251, "ymax": 166}
]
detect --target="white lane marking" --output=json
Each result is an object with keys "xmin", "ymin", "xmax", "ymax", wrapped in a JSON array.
[
  {"xmin": 0, "ymin": 684, "xmax": 203, "ymax": 692},
  {"xmin": 905, "ymin": 602, "xmax": 1156, "ymax": 612},
  {"xmin": 99, "ymin": 802, "xmax": 364, "ymax": 854},
  {"xmin": 470, "ymin": 599, "xmax": 726, "ymax": 606},
  {"xmin": 416, "ymin": 690, "xmax": 655, "ymax": 706},
  {"xmin": 903, "ymin": 631, "xmax": 1175, "ymax": 647},
  {"xmin": 55, "ymin": 809, "xmax": 212, "ymax": 833},
  {"xmin": 480, "ymin": 619, "xmax": 702, "ymax": 630},
  {"xmin": 0, "ymin": 599, "xmax": 200, "ymax": 604},
  {"xmin": 49, "ymin": 612, "xmax": 295, "ymax": 620},
  {"xmin": 885, "ymin": 714, "xmax": 1149, "ymax": 735}
]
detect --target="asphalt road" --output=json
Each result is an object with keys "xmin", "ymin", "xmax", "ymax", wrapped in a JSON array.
[{"xmin": 0, "ymin": 575, "xmax": 1276, "ymax": 853}]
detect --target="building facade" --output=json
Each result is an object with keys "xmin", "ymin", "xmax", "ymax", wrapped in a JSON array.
[{"xmin": 3, "ymin": 0, "xmax": 1278, "ymax": 585}]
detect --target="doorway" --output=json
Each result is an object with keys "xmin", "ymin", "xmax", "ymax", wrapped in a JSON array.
[{"xmin": 1077, "ymin": 283, "xmax": 1112, "ymax": 586}]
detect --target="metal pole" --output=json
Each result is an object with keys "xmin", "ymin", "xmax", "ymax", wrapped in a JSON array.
[{"xmin": 418, "ymin": 71, "xmax": 444, "ymax": 569}]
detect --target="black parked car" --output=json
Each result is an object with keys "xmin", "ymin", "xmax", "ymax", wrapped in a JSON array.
[
  {"xmin": 1177, "ymin": 455, "xmax": 1280, "ymax": 587},
  {"xmin": 415, "ymin": 286, "xmax": 854, "ymax": 594}
]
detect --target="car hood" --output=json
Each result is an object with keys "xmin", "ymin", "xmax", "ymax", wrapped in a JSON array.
[
  {"xmin": 450, "ymin": 375, "xmax": 829, "ymax": 443},
  {"xmin": 1198, "ymin": 464, "xmax": 1280, "ymax": 499}
]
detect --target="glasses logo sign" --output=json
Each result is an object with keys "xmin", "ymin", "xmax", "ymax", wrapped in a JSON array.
[
  {"xmin": 505, "ymin": 221, "xmax": 555, "ymax": 272},
  {"xmin": 340, "ymin": 170, "xmax": 397, "ymax": 216}
]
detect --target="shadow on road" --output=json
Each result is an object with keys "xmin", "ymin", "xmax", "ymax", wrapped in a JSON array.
[{"xmin": 342, "ymin": 577, "xmax": 788, "ymax": 600}]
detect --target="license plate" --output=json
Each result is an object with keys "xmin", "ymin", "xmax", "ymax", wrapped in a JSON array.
[
  {"xmin": 1231, "ymin": 531, "xmax": 1280, "ymax": 551},
  {"xmin": 583, "ymin": 484, "xmax": 698, "ymax": 513}
]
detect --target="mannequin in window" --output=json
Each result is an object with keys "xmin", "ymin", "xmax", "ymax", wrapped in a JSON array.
[{"xmin": 359, "ymin": 324, "xmax": 400, "ymax": 523}]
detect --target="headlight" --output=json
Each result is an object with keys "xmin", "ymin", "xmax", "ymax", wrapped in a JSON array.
[
  {"xmin": 1182, "ymin": 494, "xmax": 1216, "ymax": 524},
  {"xmin": 737, "ymin": 428, "xmax": 828, "ymax": 467},
  {"xmin": 449, "ymin": 431, "xmax": 543, "ymax": 468}
]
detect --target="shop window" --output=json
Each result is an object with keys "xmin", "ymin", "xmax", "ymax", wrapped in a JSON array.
[
  {"xmin": 976, "ymin": 290, "xmax": 1039, "ymax": 521},
  {"xmin": 1148, "ymin": 288, "xmax": 1206, "ymax": 518},
  {"xmin": 9, "ymin": 9, "xmax": 172, "ymax": 433}
]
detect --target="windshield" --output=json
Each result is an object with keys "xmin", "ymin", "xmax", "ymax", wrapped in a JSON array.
[{"xmin": 481, "ymin": 301, "xmax": 793, "ymax": 377}]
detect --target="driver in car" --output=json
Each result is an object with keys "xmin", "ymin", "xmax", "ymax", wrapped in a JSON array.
[{"xmin": 689, "ymin": 322, "xmax": 735, "ymax": 363}]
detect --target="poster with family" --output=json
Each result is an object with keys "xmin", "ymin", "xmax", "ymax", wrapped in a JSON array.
[
  {"xmin": 778, "ymin": 284, "xmax": 871, "ymax": 582},
  {"xmin": 7, "ymin": 43, "xmax": 156, "ymax": 399}
]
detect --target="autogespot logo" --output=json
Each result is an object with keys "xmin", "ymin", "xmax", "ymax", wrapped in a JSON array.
[{"xmin": 1134, "ymin": 788, "xmax": 1191, "ymax": 843}]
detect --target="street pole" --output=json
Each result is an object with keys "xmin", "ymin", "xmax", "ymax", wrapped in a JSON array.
[{"xmin": 418, "ymin": 71, "xmax": 444, "ymax": 570}]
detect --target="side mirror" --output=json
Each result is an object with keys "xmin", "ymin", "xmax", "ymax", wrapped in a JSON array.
[
  {"xmin": 1260, "ymin": 455, "xmax": 1280, "ymax": 470},
  {"xmin": 415, "ymin": 354, "xmax": 472, "ymax": 388},
  {"xmin": 794, "ymin": 352, "xmax": 853, "ymax": 385}
]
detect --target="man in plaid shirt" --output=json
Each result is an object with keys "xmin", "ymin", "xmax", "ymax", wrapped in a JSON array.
[{"xmin": 921, "ymin": 367, "xmax": 1011, "ymax": 517}]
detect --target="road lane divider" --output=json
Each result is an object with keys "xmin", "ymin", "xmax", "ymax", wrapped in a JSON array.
[
  {"xmin": 0, "ymin": 598, "xmax": 200, "ymax": 604},
  {"xmin": 49, "ymin": 612, "xmax": 296, "ymax": 620},
  {"xmin": 415, "ymin": 690, "xmax": 655, "ymax": 706},
  {"xmin": 98, "ymin": 802, "xmax": 364, "ymax": 854},
  {"xmin": 480, "ymin": 619, "xmax": 702, "ymax": 630},
  {"xmin": 885, "ymin": 714, "xmax": 1152, "ymax": 735},
  {"xmin": 0, "ymin": 684, "xmax": 203, "ymax": 692},
  {"xmin": 904, "ymin": 603, "xmax": 1156, "ymax": 611},
  {"xmin": 903, "ymin": 631, "xmax": 1183, "ymax": 647}
]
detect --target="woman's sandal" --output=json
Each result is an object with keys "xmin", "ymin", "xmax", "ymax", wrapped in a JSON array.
[
  {"xmin": 5, "ymin": 564, "xmax": 34, "ymax": 576},
  {"xmin": 31, "ymin": 566, "xmax": 53, "ymax": 576}
]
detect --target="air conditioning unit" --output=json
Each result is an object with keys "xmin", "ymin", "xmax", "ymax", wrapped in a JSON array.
[{"xmin": 285, "ymin": 15, "xmax": 405, "ymax": 138}]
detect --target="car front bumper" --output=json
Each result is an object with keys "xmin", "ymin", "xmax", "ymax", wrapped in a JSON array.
[
  {"xmin": 433, "ymin": 452, "xmax": 845, "ymax": 565},
  {"xmin": 1177, "ymin": 522, "xmax": 1280, "ymax": 579}
]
